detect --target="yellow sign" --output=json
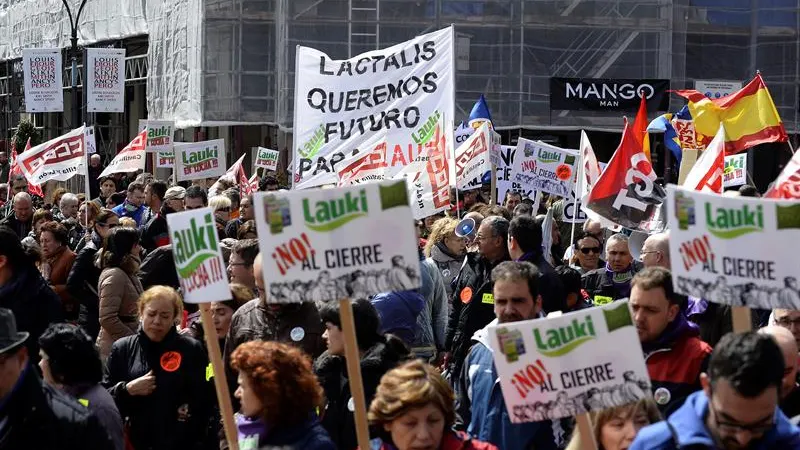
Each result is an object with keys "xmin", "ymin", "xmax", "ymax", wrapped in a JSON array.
[{"xmin": 482, "ymin": 293, "xmax": 494, "ymax": 304}]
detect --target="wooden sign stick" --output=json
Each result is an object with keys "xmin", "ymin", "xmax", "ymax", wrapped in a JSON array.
[
  {"xmin": 199, "ymin": 303, "xmax": 239, "ymax": 450},
  {"xmin": 575, "ymin": 412, "xmax": 599, "ymax": 450},
  {"xmin": 490, "ymin": 163, "xmax": 498, "ymax": 205},
  {"xmin": 339, "ymin": 298, "xmax": 372, "ymax": 450},
  {"xmin": 732, "ymin": 306, "xmax": 753, "ymax": 333}
]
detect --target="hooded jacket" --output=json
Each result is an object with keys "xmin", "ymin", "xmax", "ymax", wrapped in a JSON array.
[
  {"xmin": 415, "ymin": 257, "xmax": 449, "ymax": 357},
  {"xmin": 630, "ymin": 391, "xmax": 800, "ymax": 449},
  {"xmin": 643, "ymin": 313, "xmax": 712, "ymax": 415},
  {"xmin": 314, "ymin": 339, "xmax": 410, "ymax": 450},
  {"xmin": 97, "ymin": 255, "xmax": 145, "ymax": 360},
  {"xmin": 581, "ymin": 261, "xmax": 642, "ymax": 304},
  {"xmin": 429, "ymin": 242, "xmax": 465, "ymax": 300},
  {"xmin": 104, "ymin": 328, "xmax": 211, "ymax": 450},
  {"xmin": 111, "ymin": 202, "xmax": 149, "ymax": 227},
  {"xmin": 456, "ymin": 319, "xmax": 569, "ymax": 450},
  {"xmin": 371, "ymin": 290, "xmax": 426, "ymax": 347}
]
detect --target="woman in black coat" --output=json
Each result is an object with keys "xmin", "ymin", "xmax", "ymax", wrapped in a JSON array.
[
  {"xmin": 104, "ymin": 286, "xmax": 211, "ymax": 450},
  {"xmin": 313, "ymin": 299, "xmax": 411, "ymax": 450}
]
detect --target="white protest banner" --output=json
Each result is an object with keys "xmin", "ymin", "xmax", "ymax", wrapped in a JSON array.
[
  {"xmin": 156, "ymin": 151, "xmax": 175, "ymax": 168},
  {"xmin": 668, "ymin": 184, "xmax": 800, "ymax": 309},
  {"xmin": 18, "ymin": 126, "xmax": 86, "ymax": 185},
  {"xmin": 562, "ymin": 189, "xmax": 588, "ymax": 224},
  {"xmin": 139, "ymin": 120, "xmax": 175, "ymax": 153},
  {"xmin": 86, "ymin": 48, "xmax": 125, "ymax": 113},
  {"xmin": 293, "ymin": 27, "xmax": 455, "ymax": 189},
  {"xmin": 253, "ymin": 147, "xmax": 279, "ymax": 172},
  {"xmin": 22, "ymin": 48, "xmax": 63, "ymax": 112},
  {"xmin": 765, "ymin": 150, "xmax": 800, "ymax": 199},
  {"xmin": 253, "ymin": 180, "xmax": 421, "ymax": 303},
  {"xmin": 166, "ymin": 207, "xmax": 231, "ymax": 303},
  {"xmin": 84, "ymin": 126, "xmax": 97, "ymax": 155},
  {"xmin": 489, "ymin": 302, "xmax": 651, "ymax": 423},
  {"xmin": 452, "ymin": 121, "xmax": 492, "ymax": 191},
  {"xmin": 175, "ymin": 139, "xmax": 227, "ymax": 181},
  {"xmin": 723, "ymin": 153, "xmax": 747, "ymax": 188},
  {"xmin": 513, "ymin": 139, "xmax": 577, "ymax": 198},
  {"xmin": 99, "ymin": 130, "xmax": 147, "ymax": 178},
  {"xmin": 454, "ymin": 121, "xmax": 473, "ymax": 146},
  {"xmin": 337, "ymin": 133, "xmax": 390, "ymax": 186},
  {"xmin": 496, "ymin": 145, "xmax": 537, "ymax": 204}
]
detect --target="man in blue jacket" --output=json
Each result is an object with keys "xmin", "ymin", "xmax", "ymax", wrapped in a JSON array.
[
  {"xmin": 631, "ymin": 331, "xmax": 800, "ymax": 450},
  {"xmin": 456, "ymin": 261, "xmax": 568, "ymax": 450},
  {"xmin": 111, "ymin": 181, "xmax": 149, "ymax": 227}
]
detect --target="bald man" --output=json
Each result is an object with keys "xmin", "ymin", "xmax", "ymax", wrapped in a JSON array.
[
  {"xmin": 0, "ymin": 192, "xmax": 33, "ymax": 238},
  {"xmin": 760, "ymin": 326, "xmax": 800, "ymax": 419},
  {"xmin": 641, "ymin": 232, "xmax": 671, "ymax": 269}
]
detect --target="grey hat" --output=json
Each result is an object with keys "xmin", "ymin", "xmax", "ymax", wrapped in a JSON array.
[
  {"xmin": 0, "ymin": 308, "xmax": 28, "ymax": 355},
  {"xmin": 164, "ymin": 186, "xmax": 186, "ymax": 201}
]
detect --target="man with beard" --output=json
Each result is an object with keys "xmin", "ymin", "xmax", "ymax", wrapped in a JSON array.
[
  {"xmin": 632, "ymin": 332, "xmax": 800, "ymax": 449},
  {"xmin": 141, "ymin": 185, "xmax": 182, "ymax": 253},
  {"xmin": 582, "ymin": 233, "xmax": 641, "ymax": 304},
  {"xmin": 456, "ymin": 261, "xmax": 567, "ymax": 450}
]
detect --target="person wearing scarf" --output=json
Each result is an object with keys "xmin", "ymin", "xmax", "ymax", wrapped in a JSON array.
[{"xmin": 630, "ymin": 267, "xmax": 712, "ymax": 415}]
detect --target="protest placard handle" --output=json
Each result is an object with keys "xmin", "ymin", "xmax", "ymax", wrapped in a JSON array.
[
  {"xmin": 199, "ymin": 303, "xmax": 239, "ymax": 450},
  {"xmin": 732, "ymin": 306, "xmax": 753, "ymax": 333},
  {"xmin": 339, "ymin": 298, "xmax": 372, "ymax": 450},
  {"xmin": 490, "ymin": 163, "xmax": 497, "ymax": 205},
  {"xmin": 576, "ymin": 413, "xmax": 599, "ymax": 450}
]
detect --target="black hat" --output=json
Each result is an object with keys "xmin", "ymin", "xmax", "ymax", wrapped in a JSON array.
[{"xmin": 0, "ymin": 308, "xmax": 28, "ymax": 355}]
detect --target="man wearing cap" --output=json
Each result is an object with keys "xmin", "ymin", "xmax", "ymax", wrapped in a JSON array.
[
  {"xmin": 0, "ymin": 308, "xmax": 114, "ymax": 449},
  {"xmin": 141, "ymin": 185, "xmax": 185, "ymax": 254}
]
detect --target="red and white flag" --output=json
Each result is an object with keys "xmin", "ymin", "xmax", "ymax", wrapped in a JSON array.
[
  {"xmin": 337, "ymin": 133, "xmax": 389, "ymax": 186},
  {"xmin": 9, "ymin": 139, "xmax": 44, "ymax": 198},
  {"xmin": 764, "ymin": 148, "xmax": 800, "ymax": 199},
  {"xmin": 99, "ymin": 129, "xmax": 147, "ymax": 178},
  {"xmin": 246, "ymin": 174, "xmax": 259, "ymax": 194},
  {"xmin": 681, "ymin": 125, "xmax": 725, "ymax": 194},
  {"xmin": 18, "ymin": 126, "xmax": 86, "ymax": 185},
  {"xmin": 577, "ymin": 130, "xmax": 602, "ymax": 199}
]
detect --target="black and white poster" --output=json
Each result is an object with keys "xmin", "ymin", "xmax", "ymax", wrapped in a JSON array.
[{"xmin": 549, "ymin": 78, "xmax": 670, "ymax": 111}]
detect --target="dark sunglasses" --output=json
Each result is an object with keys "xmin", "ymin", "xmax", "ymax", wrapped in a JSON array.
[
  {"xmin": 99, "ymin": 223, "xmax": 119, "ymax": 229},
  {"xmin": 580, "ymin": 247, "xmax": 600, "ymax": 254}
]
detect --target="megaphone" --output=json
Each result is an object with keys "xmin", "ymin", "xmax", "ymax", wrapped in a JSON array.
[{"xmin": 455, "ymin": 217, "xmax": 477, "ymax": 241}]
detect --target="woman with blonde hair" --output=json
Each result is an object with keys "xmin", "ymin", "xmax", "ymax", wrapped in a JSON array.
[
  {"xmin": 565, "ymin": 399, "xmax": 661, "ymax": 450},
  {"xmin": 209, "ymin": 195, "xmax": 232, "ymax": 240},
  {"xmin": 423, "ymin": 217, "xmax": 466, "ymax": 300},
  {"xmin": 367, "ymin": 360, "xmax": 497, "ymax": 450}
]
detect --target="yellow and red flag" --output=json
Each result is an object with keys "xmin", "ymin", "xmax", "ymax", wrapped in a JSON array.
[{"xmin": 674, "ymin": 74, "xmax": 787, "ymax": 154}]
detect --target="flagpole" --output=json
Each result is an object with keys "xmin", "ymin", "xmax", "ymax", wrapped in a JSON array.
[
  {"xmin": 82, "ymin": 125, "xmax": 90, "ymax": 230},
  {"xmin": 569, "ymin": 135, "xmax": 585, "ymax": 259}
]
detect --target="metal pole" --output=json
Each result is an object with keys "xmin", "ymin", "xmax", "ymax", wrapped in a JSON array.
[{"xmin": 62, "ymin": 0, "xmax": 89, "ymax": 129}]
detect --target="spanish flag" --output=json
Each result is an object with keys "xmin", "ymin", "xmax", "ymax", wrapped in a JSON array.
[{"xmin": 674, "ymin": 74, "xmax": 787, "ymax": 154}]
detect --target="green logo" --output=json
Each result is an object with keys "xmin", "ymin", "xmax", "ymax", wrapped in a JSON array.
[
  {"xmin": 299, "ymin": 125, "xmax": 325, "ymax": 159},
  {"xmin": 173, "ymin": 213, "xmax": 219, "ymax": 278},
  {"xmin": 182, "ymin": 145, "xmax": 218, "ymax": 165},
  {"xmin": 705, "ymin": 202, "xmax": 763, "ymax": 239},
  {"xmin": 537, "ymin": 148, "xmax": 562, "ymax": 164},
  {"xmin": 411, "ymin": 110, "xmax": 441, "ymax": 145},
  {"xmin": 148, "ymin": 125, "xmax": 171, "ymax": 138},
  {"xmin": 533, "ymin": 315, "xmax": 596, "ymax": 357},
  {"xmin": 302, "ymin": 189, "xmax": 368, "ymax": 232}
]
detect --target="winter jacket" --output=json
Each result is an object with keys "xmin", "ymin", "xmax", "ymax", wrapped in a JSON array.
[
  {"xmin": 255, "ymin": 415, "xmax": 336, "ymax": 450},
  {"xmin": 64, "ymin": 383, "xmax": 125, "ymax": 450},
  {"xmin": 225, "ymin": 218, "xmax": 245, "ymax": 239},
  {"xmin": 414, "ymin": 258, "xmax": 449, "ymax": 358},
  {"xmin": 111, "ymin": 201, "xmax": 150, "ymax": 227},
  {"xmin": 139, "ymin": 245, "xmax": 180, "ymax": 290},
  {"xmin": 445, "ymin": 252, "xmax": 509, "ymax": 383},
  {"xmin": 429, "ymin": 242, "xmax": 465, "ymax": 300},
  {"xmin": 517, "ymin": 251, "xmax": 567, "ymax": 314},
  {"xmin": 314, "ymin": 340, "xmax": 410, "ymax": 450},
  {"xmin": 141, "ymin": 213, "xmax": 169, "ymax": 254},
  {"xmin": 685, "ymin": 297, "xmax": 759, "ymax": 347},
  {"xmin": 371, "ymin": 290, "xmax": 425, "ymax": 346},
  {"xmin": 66, "ymin": 235, "xmax": 102, "ymax": 340},
  {"xmin": 41, "ymin": 245, "xmax": 77, "ymax": 318},
  {"xmin": 581, "ymin": 262, "xmax": 642, "ymax": 304},
  {"xmin": 0, "ymin": 364, "xmax": 114, "ymax": 450},
  {"xmin": 643, "ymin": 314, "xmax": 712, "ymax": 414},
  {"xmin": 0, "ymin": 213, "xmax": 31, "ymax": 239},
  {"xmin": 630, "ymin": 391, "xmax": 800, "ymax": 449},
  {"xmin": 368, "ymin": 431, "xmax": 499, "ymax": 450},
  {"xmin": 0, "ymin": 264, "xmax": 62, "ymax": 360},
  {"xmin": 457, "ymin": 319, "xmax": 569, "ymax": 450},
  {"xmin": 104, "ymin": 328, "xmax": 211, "ymax": 450},
  {"xmin": 97, "ymin": 255, "xmax": 145, "ymax": 360}
]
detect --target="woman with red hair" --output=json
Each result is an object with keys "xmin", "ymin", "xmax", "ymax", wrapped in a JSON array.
[{"xmin": 230, "ymin": 340, "xmax": 335, "ymax": 450}]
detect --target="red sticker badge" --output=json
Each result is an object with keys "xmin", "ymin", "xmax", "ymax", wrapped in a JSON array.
[
  {"xmin": 556, "ymin": 164, "xmax": 573, "ymax": 181},
  {"xmin": 160, "ymin": 351, "xmax": 182, "ymax": 372},
  {"xmin": 460, "ymin": 287, "xmax": 473, "ymax": 304}
]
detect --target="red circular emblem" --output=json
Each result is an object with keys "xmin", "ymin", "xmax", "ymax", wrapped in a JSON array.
[{"xmin": 160, "ymin": 351, "xmax": 182, "ymax": 372}]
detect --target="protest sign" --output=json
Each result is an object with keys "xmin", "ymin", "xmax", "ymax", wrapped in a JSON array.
[
  {"xmin": 139, "ymin": 120, "xmax": 175, "ymax": 153},
  {"xmin": 175, "ymin": 139, "xmax": 227, "ymax": 181},
  {"xmin": 724, "ymin": 153, "xmax": 747, "ymax": 188},
  {"xmin": 765, "ymin": 150, "xmax": 800, "ymax": 199},
  {"xmin": 84, "ymin": 126, "xmax": 97, "ymax": 155},
  {"xmin": 22, "ymin": 48, "xmax": 63, "ymax": 112},
  {"xmin": 99, "ymin": 130, "xmax": 147, "ymax": 178},
  {"xmin": 18, "ymin": 126, "xmax": 86, "ymax": 185},
  {"xmin": 86, "ymin": 48, "xmax": 125, "ymax": 113},
  {"xmin": 166, "ymin": 207, "xmax": 231, "ymax": 303},
  {"xmin": 337, "ymin": 133, "xmax": 389, "ymax": 186},
  {"xmin": 453, "ymin": 122, "xmax": 492, "ymax": 191},
  {"xmin": 292, "ymin": 27, "xmax": 455, "ymax": 189},
  {"xmin": 254, "ymin": 147, "xmax": 279, "ymax": 172},
  {"xmin": 667, "ymin": 184, "xmax": 800, "ymax": 309},
  {"xmin": 253, "ymin": 180, "xmax": 421, "ymax": 303},
  {"xmin": 496, "ymin": 145, "xmax": 537, "ymax": 204},
  {"xmin": 488, "ymin": 302, "xmax": 651, "ymax": 423},
  {"xmin": 156, "ymin": 151, "xmax": 175, "ymax": 168},
  {"xmin": 512, "ymin": 139, "xmax": 577, "ymax": 198}
]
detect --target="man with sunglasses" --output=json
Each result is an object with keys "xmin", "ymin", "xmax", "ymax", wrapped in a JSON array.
[
  {"xmin": 582, "ymin": 233, "xmax": 641, "ymax": 304},
  {"xmin": 632, "ymin": 331, "xmax": 800, "ymax": 449}
]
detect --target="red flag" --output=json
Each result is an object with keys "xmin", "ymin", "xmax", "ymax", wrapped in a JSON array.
[
  {"xmin": 10, "ymin": 139, "xmax": 44, "ymax": 198},
  {"xmin": 632, "ymin": 94, "xmax": 651, "ymax": 162},
  {"xmin": 584, "ymin": 120, "xmax": 664, "ymax": 230}
]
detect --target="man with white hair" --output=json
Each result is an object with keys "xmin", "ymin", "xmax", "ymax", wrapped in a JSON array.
[
  {"xmin": 59, "ymin": 193, "xmax": 79, "ymax": 221},
  {"xmin": 88, "ymin": 154, "xmax": 103, "ymax": 199},
  {"xmin": 759, "ymin": 326, "xmax": 800, "ymax": 419},
  {"xmin": 0, "ymin": 192, "xmax": 33, "ymax": 238},
  {"xmin": 640, "ymin": 232, "xmax": 671, "ymax": 269}
]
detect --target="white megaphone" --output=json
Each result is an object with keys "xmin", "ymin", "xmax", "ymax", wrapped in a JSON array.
[{"xmin": 455, "ymin": 217, "xmax": 477, "ymax": 242}]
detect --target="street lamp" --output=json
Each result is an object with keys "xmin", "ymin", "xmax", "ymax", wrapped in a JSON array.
[{"xmin": 61, "ymin": 0, "xmax": 89, "ymax": 130}]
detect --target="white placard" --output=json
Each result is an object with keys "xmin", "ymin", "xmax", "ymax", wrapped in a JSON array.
[
  {"xmin": 723, "ymin": 153, "xmax": 747, "ymax": 188},
  {"xmin": 253, "ymin": 147, "xmax": 279, "ymax": 172},
  {"xmin": 253, "ymin": 180, "xmax": 421, "ymax": 303},
  {"xmin": 513, "ymin": 139, "xmax": 578, "ymax": 198},
  {"xmin": 86, "ymin": 48, "xmax": 125, "ymax": 113},
  {"xmin": 489, "ymin": 302, "xmax": 651, "ymax": 423},
  {"xmin": 18, "ymin": 126, "xmax": 86, "ymax": 185},
  {"xmin": 22, "ymin": 48, "xmax": 63, "ymax": 112},
  {"xmin": 166, "ymin": 207, "xmax": 231, "ymax": 304},
  {"xmin": 156, "ymin": 151, "xmax": 175, "ymax": 168},
  {"xmin": 452, "ymin": 121, "xmax": 492, "ymax": 191},
  {"xmin": 496, "ymin": 144, "xmax": 538, "ymax": 205},
  {"xmin": 174, "ymin": 139, "xmax": 227, "ymax": 181},
  {"xmin": 694, "ymin": 80, "xmax": 743, "ymax": 100},
  {"xmin": 139, "ymin": 120, "xmax": 175, "ymax": 153},
  {"xmin": 293, "ymin": 27, "xmax": 455, "ymax": 189}
]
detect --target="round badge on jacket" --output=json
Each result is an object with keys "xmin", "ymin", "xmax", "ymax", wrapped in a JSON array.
[
  {"xmin": 160, "ymin": 351, "xmax": 182, "ymax": 372},
  {"xmin": 460, "ymin": 287, "xmax": 473, "ymax": 304},
  {"xmin": 347, "ymin": 397, "xmax": 355, "ymax": 412},
  {"xmin": 654, "ymin": 387, "xmax": 671, "ymax": 405},
  {"xmin": 290, "ymin": 327, "xmax": 305, "ymax": 342}
]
